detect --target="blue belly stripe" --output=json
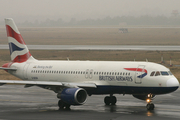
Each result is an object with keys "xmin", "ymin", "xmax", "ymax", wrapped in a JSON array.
[{"xmin": 88, "ymin": 85, "xmax": 179, "ymax": 95}]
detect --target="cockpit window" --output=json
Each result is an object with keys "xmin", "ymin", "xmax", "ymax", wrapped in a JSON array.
[
  {"xmin": 161, "ymin": 71, "xmax": 169, "ymax": 76},
  {"xmin": 150, "ymin": 71, "xmax": 155, "ymax": 76},
  {"xmin": 155, "ymin": 71, "xmax": 160, "ymax": 76},
  {"xmin": 168, "ymin": 71, "xmax": 173, "ymax": 75},
  {"xmin": 150, "ymin": 71, "xmax": 173, "ymax": 77}
]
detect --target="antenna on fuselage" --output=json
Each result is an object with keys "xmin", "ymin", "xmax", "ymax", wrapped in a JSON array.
[
  {"xmin": 170, "ymin": 57, "xmax": 173, "ymax": 67},
  {"xmin": 161, "ymin": 54, "xmax": 164, "ymax": 64},
  {"xmin": 146, "ymin": 59, "xmax": 148, "ymax": 62},
  {"xmin": 67, "ymin": 57, "xmax": 69, "ymax": 61}
]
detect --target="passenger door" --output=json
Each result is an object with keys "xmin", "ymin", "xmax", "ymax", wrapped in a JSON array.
[{"xmin": 135, "ymin": 65, "xmax": 145, "ymax": 84}]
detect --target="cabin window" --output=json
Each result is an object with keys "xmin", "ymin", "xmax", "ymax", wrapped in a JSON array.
[{"xmin": 112, "ymin": 72, "xmax": 114, "ymax": 75}]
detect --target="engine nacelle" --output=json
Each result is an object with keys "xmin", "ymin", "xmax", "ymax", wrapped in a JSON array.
[
  {"xmin": 60, "ymin": 88, "xmax": 87, "ymax": 105},
  {"xmin": 133, "ymin": 94, "xmax": 155, "ymax": 100}
]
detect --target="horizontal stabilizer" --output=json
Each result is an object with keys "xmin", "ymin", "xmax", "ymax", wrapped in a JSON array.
[{"xmin": 0, "ymin": 67, "xmax": 17, "ymax": 71}]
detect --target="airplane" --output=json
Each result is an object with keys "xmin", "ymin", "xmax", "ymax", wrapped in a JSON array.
[{"xmin": 0, "ymin": 18, "xmax": 179, "ymax": 111}]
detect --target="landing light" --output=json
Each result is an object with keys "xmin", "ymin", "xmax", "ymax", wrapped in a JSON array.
[{"xmin": 146, "ymin": 99, "xmax": 151, "ymax": 103}]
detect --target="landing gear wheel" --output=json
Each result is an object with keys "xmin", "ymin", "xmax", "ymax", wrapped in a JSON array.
[
  {"xmin": 58, "ymin": 100, "xmax": 65, "ymax": 110},
  {"xmin": 104, "ymin": 96, "xmax": 117, "ymax": 105},
  {"xmin": 146, "ymin": 103, "xmax": 155, "ymax": 110},
  {"xmin": 104, "ymin": 96, "xmax": 111, "ymax": 105},
  {"xmin": 111, "ymin": 96, "xmax": 117, "ymax": 105},
  {"xmin": 64, "ymin": 103, "xmax": 71, "ymax": 110},
  {"xmin": 58, "ymin": 100, "xmax": 71, "ymax": 110}
]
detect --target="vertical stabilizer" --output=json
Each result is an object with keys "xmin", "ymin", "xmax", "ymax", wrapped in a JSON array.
[{"xmin": 5, "ymin": 18, "xmax": 34, "ymax": 62}]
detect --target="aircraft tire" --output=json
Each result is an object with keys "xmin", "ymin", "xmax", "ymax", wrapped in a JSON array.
[
  {"xmin": 104, "ymin": 96, "xmax": 111, "ymax": 105},
  {"xmin": 146, "ymin": 103, "xmax": 155, "ymax": 110},
  {"xmin": 111, "ymin": 96, "xmax": 117, "ymax": 105},
  {"xmin": 58, "ymin": 100, "xmax": 65, "ymax": 109}
]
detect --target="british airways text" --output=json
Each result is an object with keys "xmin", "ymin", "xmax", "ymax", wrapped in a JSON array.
[{"xmin": 99, "ymin": 76, "xmax": 133, "ymax": 82}]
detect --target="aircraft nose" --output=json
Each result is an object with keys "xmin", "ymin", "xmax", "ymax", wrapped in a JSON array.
[{"xmin": 166, "ymin": 77, "xmax": 179, "ymax": 87}]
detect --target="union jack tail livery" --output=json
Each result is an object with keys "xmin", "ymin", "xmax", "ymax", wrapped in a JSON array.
[{"xmin": 5, "ymin": 18, "xmax": 34, "ymax": 63}]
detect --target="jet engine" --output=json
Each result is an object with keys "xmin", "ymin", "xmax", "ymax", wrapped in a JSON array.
[{"xmin": 60, "ymin": 88, "xmax": 87, "ymax": 105}]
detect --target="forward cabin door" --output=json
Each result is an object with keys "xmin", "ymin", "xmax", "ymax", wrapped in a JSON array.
[{"xmin": 135, "ymin": 65, "xmax": 145, "ymax": 84}]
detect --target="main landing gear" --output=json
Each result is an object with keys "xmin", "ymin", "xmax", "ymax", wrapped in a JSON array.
[
  {"xmin": 146, "ymin": 94, "xmax": 155, "ymax": 110},
  {"xmin": 58, "ymin": 100, "xmax": 71, "ymax": 110},
  {"xmin": 104, "ymin": 95, "xmax": 117, "ymax": 105}
]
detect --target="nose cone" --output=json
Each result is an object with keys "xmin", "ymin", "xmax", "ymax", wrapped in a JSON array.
[{"xmin": 166, "ymin": 77, "xmax": 179, "ymax": 87}]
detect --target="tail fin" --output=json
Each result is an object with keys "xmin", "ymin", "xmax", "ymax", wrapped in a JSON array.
[{"xmin": 5, "ymin": 18, "xmax": 34, "ymax": 63}]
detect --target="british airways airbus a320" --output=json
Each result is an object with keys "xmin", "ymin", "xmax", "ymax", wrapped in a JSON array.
[{"xmin": 0, "ymin": 18, "xmax": 179, "ymax": 110}]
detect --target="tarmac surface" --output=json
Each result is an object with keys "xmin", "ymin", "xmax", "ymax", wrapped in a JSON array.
[
  {"xmin": 0, "ymin": 85, "xmax": 180, "ymax": 120},
  {"xmin": 0, "ymin": 45, "xmax": 180, "ymax": 51}
]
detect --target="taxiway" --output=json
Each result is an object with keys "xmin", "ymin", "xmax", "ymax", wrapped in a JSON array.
[{"xmin": 0, "ymin": 85, "xmax": 179, "ymax": 120}]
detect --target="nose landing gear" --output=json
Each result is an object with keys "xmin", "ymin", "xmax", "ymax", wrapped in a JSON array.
[{"xmin": 146, "ymin": 94, "xmax": 155, "ymax": 110}]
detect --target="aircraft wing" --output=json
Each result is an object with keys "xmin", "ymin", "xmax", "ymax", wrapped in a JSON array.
[{"xmin": 0, "ymin": 80, "xmax": 97, "ymax": 88}]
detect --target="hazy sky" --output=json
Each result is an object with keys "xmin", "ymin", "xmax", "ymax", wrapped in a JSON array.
[{"xmin": 0, "ymin": 0, "xmax": 180, "ymax": 22}]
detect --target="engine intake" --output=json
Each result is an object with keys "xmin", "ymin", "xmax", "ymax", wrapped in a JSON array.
[{"xmin": 60, "ymin": 88, "xmax": 87, "ymax": 105}]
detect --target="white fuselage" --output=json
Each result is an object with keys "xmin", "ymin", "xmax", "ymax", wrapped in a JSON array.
[{"xmin": 9, "ymin": 60, "xmax": 178, "ymax": 95}]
